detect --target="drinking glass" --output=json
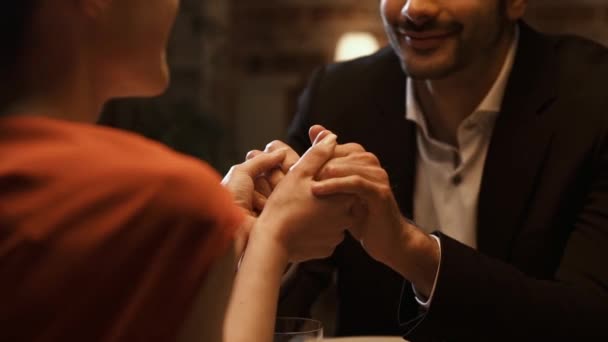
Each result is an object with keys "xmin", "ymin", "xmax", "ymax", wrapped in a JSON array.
[{"xmin": 274, "ymin": 317, "xmax": 323, "ymax": 342}]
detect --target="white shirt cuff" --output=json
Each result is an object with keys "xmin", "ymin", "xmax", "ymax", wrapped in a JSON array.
[{"xmin": 411, "ymin": 234, "xmax": 442, "ymax": 309}]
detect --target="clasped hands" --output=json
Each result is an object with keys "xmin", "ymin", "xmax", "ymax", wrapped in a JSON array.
[
  {"xmin": 223, "ymin": 125, "xmax": 439, "ymax": 295},
  {"xmin": 224, "ymin": 124, "xmax": 407, "ymax": 265}
]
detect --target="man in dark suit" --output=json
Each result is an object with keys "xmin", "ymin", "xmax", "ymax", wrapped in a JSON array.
[{"xmin": 274, "ymin": 0, "xmax": 608, "ymax": 340}]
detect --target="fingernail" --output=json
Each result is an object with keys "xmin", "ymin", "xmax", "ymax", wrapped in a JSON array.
[
  {"xmin": 246, "ymin": 150, "xmax": 258, "ymax": 160},
  {"xmin": 321, "ymin": 134, "xmax": 337, "ymax": 145},
  {"xmin": 313, "ymin": 130, "xmax": 328, "ymax": 145}
]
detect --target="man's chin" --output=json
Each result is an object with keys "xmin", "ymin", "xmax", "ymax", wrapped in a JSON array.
[
  {"xmin": 401, "ymin": 60, "xmax": 460, "ymax": 80},
  {"xmin": 397, "ymin": 45, "xmax": 462, "ymax": 80}
]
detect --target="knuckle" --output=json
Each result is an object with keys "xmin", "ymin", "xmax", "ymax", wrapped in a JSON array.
[
  {"xmin": 268, "ymin": 175, "xmax": 282, "ymax": 186},
  {"xmin": 349, "ymin": 143, "xmax": 365, "ymax": 152},
  {"xmin": 337, "ymin": 143, "xmax": 364, "ymax": 156},
  {"xmin": 265, "ymin": 140, "xmax": 286, "ymax": 152},
  {"xmin": 377, "ymin": 185, "xmax": 393, "ymax": 200},
  {"xmin": 246, "ymin": 149, "xmax": 261, "ymax": 160},
  {"xmin": 382, "ymin": 171, "xmax": 390, "ymax": 182},
  {"xmin": 362, "ymin": 152, "xmax": 380, "ymax": 165},
  {"xmin": 375, "ymin": 169, "xmax": 389, "ymax": 182},
  {"xmin": 353, "ymin": 176, "xmax": 366, "ymax": 187},
  {"xmin": 340, "ymin": 143, "xmax": 365, "ymax": 155},
  {"xmin": 322, "ymin": 165, "xmax": 336, "ymax": 177},
  {"xmin": 269, "ymin": 168, "xmax": 284, "ymax": 178}
]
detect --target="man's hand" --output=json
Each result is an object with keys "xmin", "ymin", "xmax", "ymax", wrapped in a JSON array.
[
  {"xmin": 313, "ymin": 148, "xmax": 407, "ymax": 263},
  {"xmin": 311, "ymin": 140, "xmax": 440, "ymax": 297}
]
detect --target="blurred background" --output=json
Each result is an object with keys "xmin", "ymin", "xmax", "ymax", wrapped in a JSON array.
[{"xmin": 99, "ymin": 0, "xmax": 608, "ymax": 173}]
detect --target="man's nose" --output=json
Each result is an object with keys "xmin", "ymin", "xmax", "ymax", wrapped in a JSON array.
[{"xmin": 402, "ymin": 0, "xmax": 440, "ymax": 27}]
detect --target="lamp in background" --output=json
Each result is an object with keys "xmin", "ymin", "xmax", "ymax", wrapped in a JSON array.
[{"xmin": 334, "ymin": 32, "xmax": 380, "ymax": 62}]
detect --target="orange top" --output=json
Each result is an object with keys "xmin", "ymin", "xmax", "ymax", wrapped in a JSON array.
[{"xmin": 0, "ymin": 115, "xmax": 243, "ymax": 341}]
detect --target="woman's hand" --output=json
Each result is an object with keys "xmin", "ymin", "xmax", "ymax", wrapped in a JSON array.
[
  {"xmin": 253, "ymin": 130, "xmax": 355, "ymax": 263},
  {"xmin": 222, "ymin": 148, "xmax": 288, "ymax": 255}
]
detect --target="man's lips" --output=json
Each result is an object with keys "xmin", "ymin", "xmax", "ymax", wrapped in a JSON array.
[
  {"xmin": 401, "ymin": 31, "xmax": 453, "ymax": 39},
  {"xmin": 397, "ymin": 28, "xmax": 458, "ymax": 50}
]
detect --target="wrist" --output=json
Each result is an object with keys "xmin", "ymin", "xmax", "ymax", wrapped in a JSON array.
[
  {"xmin": 248, "ymin": 221, "xmax": 290, "ymax": 269},
  {"xmin": 394, "ymin": 221, "xmax": 440, "ymax": 298}
]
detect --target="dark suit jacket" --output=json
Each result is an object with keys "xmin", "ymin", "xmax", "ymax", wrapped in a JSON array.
[{"xmin": 281, "ymin": 23, "xmax": 608, "ymax": 341}]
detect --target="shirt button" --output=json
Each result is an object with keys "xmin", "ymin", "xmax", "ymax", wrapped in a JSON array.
[{"xmin": 452, "ymin": 174, "xmax": 463, "ymax": 186}]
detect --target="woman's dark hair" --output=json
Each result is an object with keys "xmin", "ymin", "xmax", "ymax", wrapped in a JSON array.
[{"xmin": 1, "ymin": 0, "xmax": 38, "ymax": 77}]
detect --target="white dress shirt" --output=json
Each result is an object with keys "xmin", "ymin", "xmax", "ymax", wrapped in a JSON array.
[{"xmin": 407, "ymin": 29, "xmax": 519, "ymax": 307}]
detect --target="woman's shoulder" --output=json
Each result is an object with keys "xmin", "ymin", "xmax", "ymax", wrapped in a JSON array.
[
  {"xmin": 0, "ymin": 115, "xmax": 241, "ymax": 226},
  {"xmin": 76, "ymin": 121, "xmax": 238, "ymax": 222}
]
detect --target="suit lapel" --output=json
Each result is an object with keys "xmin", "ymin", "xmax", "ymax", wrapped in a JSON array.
[
  {"xmin": 372, "ymin": 49, "xmax": 417, "ymax": 219},
  {"xmin": 477, "ymin": 24, "xmax": 559, "ymax": 260}
]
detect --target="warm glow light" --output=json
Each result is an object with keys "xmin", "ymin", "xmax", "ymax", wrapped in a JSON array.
[{"xmin": 335, "ymin": 32, "xmax": 380, "ymax": 62}]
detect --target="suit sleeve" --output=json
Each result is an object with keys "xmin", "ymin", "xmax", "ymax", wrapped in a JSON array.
[
  {"xmin": 277, "ymin": 67, "xmax": 337, "ymax": 318},
  {"xmin": 286, "ymin": 66, "xmax": 326, "ymax": 155},
  {"xmin": 401, "ymin": 135, "xmax": 608, "ymax": 341}
]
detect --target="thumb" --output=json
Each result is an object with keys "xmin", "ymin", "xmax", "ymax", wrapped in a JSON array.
[
  {"xmin": 241, "ymin": 148, "xmax": 287, "ymax": 177},
  {"xmin": 309, "ymin": 124, "xmax": 328, "ymax": 145},
  {"xmin": 291, "ymin": 133, "xmax": 337, "ymax": 177}
]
